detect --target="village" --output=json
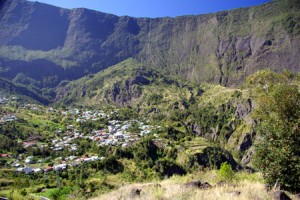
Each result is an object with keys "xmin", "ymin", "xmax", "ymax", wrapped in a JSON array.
[
  {"xmin": 0, "ymin": 94, "xmax": 18, "ymax": 123},
  {"xmin": 0, "ymin": 103, "xmax": 161, "ymax": 175}
]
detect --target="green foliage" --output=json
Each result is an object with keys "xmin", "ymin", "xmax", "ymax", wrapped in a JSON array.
[
  {"xmin": 189, "ymin": 101, "xmax": 236, "ymax": 140},
  {"xmin": 282, "ymin": 14, "xmax": 300, "ymax": 35},
  {"xmin": 218, "ymin": 162, "xmax": 235, "ymax": 181},
  {"xmin": 254, "ymin": 83, "xmax": 300, "ymax": 192},
  {"xmin": 0, "ymin": 46, "xmax": 77, "ymax": 68},
  {"xmin": 133, "ymin": 139, "xmax": 160, "ymax": 166},
  {"xmin": 153, "ymin": 158, "xmax": 186, "ymax": 178},
  {"xmin": 43, "ymin": 186, "xmax": 74, "ymax": 200},
  {"xmin": 111, "ymin": 107, "xmax": 139, "ymax": 121},
  {"xmin": 0, "ymin": 77, "xmax": 51, "ymax": 105},
  {"xmin": 120, "ymin": 168, "xmax": 137, "ymax": 182},
  {"xmin": 127, "ymin": 121, "xmax": 141, "ymax": 133},
  {"xmin": 170, "ymin": 110, "xmax": 189, "ymax": 122},
  {"xmin": 193, "ymin": 146, "xmax": 238, "ymax": 171},
  {"xmin": 20, "ymin": 189, "xmax": 27, "ymax": 196},
  {"xmin": 162, "ymin": 127, "xmax": 187, "ymax": 141},
  {"xmin": 271, "ymin": 85, "xmax": 300, "ymax": 121},
  {"xmin": 99, "ymin": 156, "xmax": 124, "ymax": 174},
  {"xmin": 0, "ymin": 134, "xmax": 24, "ymax": 154},
  {"xmin": 246, "ymin": 69, "xmax": 286, "ymax": 87},
  {"xmin": 147, "ymin": 94, "xmax": 163, "ymax": 105}
]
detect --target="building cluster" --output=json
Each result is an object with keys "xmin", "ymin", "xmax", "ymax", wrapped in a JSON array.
[
  {"xmin": 0, "ymin": 114, "xmax": 17, "ymax": 123},
  {"xmin": 0, "ymin": 105, "xmax": 161, "ymax": 175},
  {"xmin": 14, "ymin": 155, "xmax": 104, "ymax": 174},
  {"xmin": 0, "ymin": 94, "xmax": 18, "ymax": 105}
]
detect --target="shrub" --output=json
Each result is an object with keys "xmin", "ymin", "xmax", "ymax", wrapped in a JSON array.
[
  {"xmin": 20, "ymin": 189, "xmax": 27, "ymax": 196},
  {"xmin": 147, "ymin": 93, "xmax": 163, "ymax": 105},
  {"xmin": 218, "ymin": 162, "xmax": 234, "ymax": 181}
]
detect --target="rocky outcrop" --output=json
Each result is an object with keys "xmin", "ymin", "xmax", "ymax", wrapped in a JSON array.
[
  {"xmin": 223, "ymin": 121, "xmax": 236, "ymax": 141},
  {"xmin": 104, "ymin": 75, "xmax": 152, "ymax": 105},
  {"xmin": 235, "ymin": 133, "xmax": 253, "ymax": 152},
  {"xmin": 128, "ymin": 76, "xmax": 150, "ymax": 86},
  {"xmin": 107, "ymin": 81, "xmax": 142, "ymax": 106},
  {"xmin": 241, "ymin": 147, "xmax": 254, "ymax": 166},
  {"xmin": 183, "ymin": 180, "xmax": 211, "ymax": 189},
  {"xmin": 130, "ymin": 188, "xmax": 142, "ymax": 198},
  {"xmin": 235, "ymin": 99, "xmax": 253, "ymax": 120},
  {"xmin": 273, "ymin": 190, "xmax": 291, "ymax": 200},
  {"xmin": 192, "ymin": 123, "xmax": 202, "ymax": 136}
]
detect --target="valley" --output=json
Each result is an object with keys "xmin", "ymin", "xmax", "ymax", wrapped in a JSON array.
[
  {"xmin": 1, "ymin": 66, "xmax": 299, "ymax": 199},
  {"xmin": 0, "ymin": 0, "xmax": 300, "ymax": 199}
]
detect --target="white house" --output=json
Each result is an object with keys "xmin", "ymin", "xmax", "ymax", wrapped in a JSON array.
[
  {"xmin": 17, "ymin": 167, "xmax": 33, "ymax": 174},
  {"xmin": 33, "ymin": 168, "xmax": 42, "ymax": 173},
  {"xmin": 25, "ymin": 156, "xmax": 34, "ymax": 164},
  {"xmin": 114, "ymin": 132, "xmax": 124, "ymax": 139},
  {"xmin": 90, "ymin": 156, "xmax": 99, "ymax": 161},
  {"xmin": 54, "ymin": 164, "xmax": 67, "ymax": 171}
]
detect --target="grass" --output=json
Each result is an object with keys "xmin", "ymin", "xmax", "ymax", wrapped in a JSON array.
[
  {"xmin": 90, "ymin": 171, "xmax": 275, "ymax": 200},
  {"xmin": 199, "ymin": 84, "xmax": 243, "ymax": 108},
  {"xmin": 178, "ymin": 137, "xmax": 211, "ymax": 155},
  {"xmin": 91, "ymin": 171, "xmax": 300, "ymax": 200},
  {"xmin": 0, "ymin": 189, "xmax": 40, "ymax": 200},
  {"xmin": 0, "ymin": 45, "xmax": 77, "ymax": 68}
]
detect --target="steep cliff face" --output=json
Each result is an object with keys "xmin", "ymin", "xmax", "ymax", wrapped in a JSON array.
[
  {"xmin": 0, "ymin": 0, "xmax": 299, "ymax": 89},
  {"xmin": 139, "ymin": 0, "xmax": 300, "ymax": 85},
  {"xmin": 0, "ymin": 0, "xmax": 69, "ymax": 50}
]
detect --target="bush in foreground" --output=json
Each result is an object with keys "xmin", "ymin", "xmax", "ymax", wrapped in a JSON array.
[{"xmin": 218, "ymin": 162, "xmax": 235, "ymax": 181}]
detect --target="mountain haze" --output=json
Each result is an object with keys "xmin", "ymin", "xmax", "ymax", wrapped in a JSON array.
[{"xmin": 0, "ymin": 0, "xmax": 299, "ymax": 98}]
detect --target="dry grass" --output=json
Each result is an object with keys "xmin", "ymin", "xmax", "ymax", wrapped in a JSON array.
[
  {"xmin": 90, "ymin": 171, "xmax": 276, "ymax": 200},
  {"xmin": 91, "ymin": 180, "xmax": 271, "ymax": 200},
  {"xmin": 90, "ymin": 171, "xmax": 300, "ymax": 200}
]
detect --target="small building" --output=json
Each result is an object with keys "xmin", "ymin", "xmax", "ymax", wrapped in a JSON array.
[
  {"xmin": 53, "ymin": 164, "xmax": 67, "ymax": 171},
  {"xmin": 12, "ymin": 163, "xmax": 21, "ymax": 168},
  {"xmin": 25, "ymin": 156, "xmax": 34, "ymax": 164},
  {"xmin": 114, "ymin": 132, "xmax": 124, "ymax": 139},
  {"xmin": 90, "ymin": 156, "xmax": 99, "ymax": 161},
  {"xmin": 67, "ymin": 125, "xmax": 74, "ymax": 130},
  {"xmin": 108, "ymin": 126, "xmax": 115, "ymax": 134},
  {"xmin": 17, "ymin": 167, "xmax": 33, "ymax": 174},
  {"xmin": 44, "ymin": 166, "xmax": 53, "ymax": 172},
  {"xmin": 122, "ymin": 143, "xmax": 128, "ymax": 147},
  {"xmin": 33, "ymin": 168, "xmax": 42, "ymax": 173},
  {"xmin": 23, "ymin": 142, "xmax": 36, "ymax": 148}
]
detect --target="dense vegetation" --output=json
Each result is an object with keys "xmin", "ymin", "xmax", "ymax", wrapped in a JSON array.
[
  {"xmin": 0, "ymin": 0, "xmax": 299, "ymax": 199},
  {"xmin": 0, "ymin": 0, "xmax": 299, "ymax": 103},
  {"xmin": 1, "ymin": 69, "xmax": 299, "ymax": 199},
  {"xmin": 251, "ymin": 70, "xmax": 300, "ymax": 192}
]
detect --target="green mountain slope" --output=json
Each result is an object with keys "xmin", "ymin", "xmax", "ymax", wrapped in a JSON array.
[
  {"xmin": 0, "ymin": 0, "xmax": 299, "ymax": 92},
  {"xmin": 54, "ymin": 58, "xmax": 199, "ymax": 108},
  {"xmin": 54, "ymin": 58, "xmax": 255, "ymax": 164},
  {"xmin": 0, "ymin": 77, "xmax": 50, "ymax": 105}
]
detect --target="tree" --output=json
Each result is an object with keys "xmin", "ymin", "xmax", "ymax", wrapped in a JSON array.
[
  {"xmin": 253, "ymin": 84, "xmax": 300, "ymax": 192},
  {"xmin": 246, "ymin": 69, "xmax": 286, "ymax": 88},
  {"xmin": 218, "ymin": 162, "xmax": 234, "ymax": 181}
]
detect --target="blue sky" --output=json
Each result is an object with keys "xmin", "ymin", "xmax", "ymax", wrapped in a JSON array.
[{"xmin": 29, "ymin": 0, "xmax": 271, "ymax": 18}]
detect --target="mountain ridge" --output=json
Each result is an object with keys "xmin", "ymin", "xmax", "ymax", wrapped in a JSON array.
[
  {"xmin": 0, "ymin": 0, "xmax": 299, "ymax": 99},
  {"xmin": 54, "ymin": 58, "xmax": 198, "ymax": 108}
]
